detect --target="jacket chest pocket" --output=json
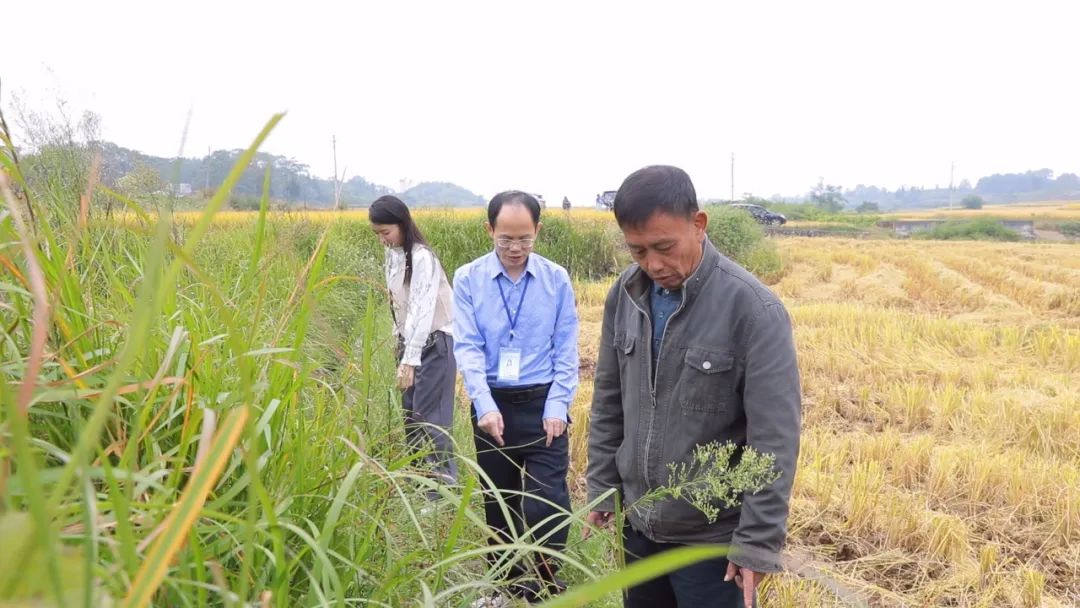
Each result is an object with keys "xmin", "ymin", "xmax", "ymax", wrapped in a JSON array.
[
  {"xmin": 678, "ymin": 348, "xmax": 736, "ymax": 412},
  {"xmin": 613, "ymin": 332, "xmax": 638, "ymax": 379},
  {"xmin": 614, "ymin": 332, "xmax": 637, "ymax": 358}
]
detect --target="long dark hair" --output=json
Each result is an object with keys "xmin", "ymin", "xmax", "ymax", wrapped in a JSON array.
[{"xmin": 368, "ymin": 195, "xmax": 429, "ymax": 283}]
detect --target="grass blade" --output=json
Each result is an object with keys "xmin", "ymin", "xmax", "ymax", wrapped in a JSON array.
[
  {"xmin": 123, "ymin": 406, "xmax": 250, "ymax": 608},
  {"xmin": 538, "ymin": 545, "xmax": 729, "ymax": 608}
]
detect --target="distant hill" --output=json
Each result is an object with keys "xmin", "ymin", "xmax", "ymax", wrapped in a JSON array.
[
  {"xmin": 37, "ymin": 141, "xmax": 1078, "ymax": 212},
  {"xmin": 400, "ymin": 182, "xmax": 484, "ymax": 207},
  {"xmin": 63, "ymin": 141, "xmax": 483, "ymax": 208},
  {"xmin": 841, "ymin": 169, "xmax": 1080, "ymax": 210}
]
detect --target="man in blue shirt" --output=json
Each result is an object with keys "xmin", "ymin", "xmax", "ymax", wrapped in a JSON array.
[{"xmin": 453, "ymin": 190, "xmax": 579, "ymax": 601}]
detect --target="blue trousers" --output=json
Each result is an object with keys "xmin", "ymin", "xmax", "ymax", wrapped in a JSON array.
[{"xmin": 622, "ymin": 524, "xmax": 754, "ymax": 608}]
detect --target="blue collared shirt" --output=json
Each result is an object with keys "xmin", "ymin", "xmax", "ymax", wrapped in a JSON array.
[
  {"xmin": 452, "ymin": 251, "xmax": 580, "ymax": 422},
  {"xmin": 650, "ymin": 282, "xmax": 682, "ymax": 366}
]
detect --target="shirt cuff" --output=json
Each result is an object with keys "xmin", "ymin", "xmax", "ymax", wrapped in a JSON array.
[
  {"xmin": 542, "ymin": 400, "xmax": 568, "ymax": 423},
  {"xmin": 473, "ymin": 393, "xmax": 499, "ymax": 419},
  {"xmin": 401, "ymin": 344, "xmax": 423, "ymax": 367}
]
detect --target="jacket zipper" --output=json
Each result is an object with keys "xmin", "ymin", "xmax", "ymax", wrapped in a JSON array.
[
  {"xmin": 624, "ymin": 290, "xmax": 656, "ymax": 502},
  {"xmin": 625, "ymin": 283, "xmax": 689, "ymax": 534}
]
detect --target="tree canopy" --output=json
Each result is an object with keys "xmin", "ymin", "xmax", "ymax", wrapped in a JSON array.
[{"xmin": 28, "ymin": 140, "xmax": 484, "ymax": 208}]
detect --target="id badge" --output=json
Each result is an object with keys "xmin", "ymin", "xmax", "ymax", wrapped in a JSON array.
[{"xmin": 498, "ymin": 347, "xmax": 522, "ymax": 383}]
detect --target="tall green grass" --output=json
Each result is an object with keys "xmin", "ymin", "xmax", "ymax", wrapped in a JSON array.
[
  {"xmin": 1059, "ymin": 221, "xmax": 1080, "ymax": 238},
  {"xmin": 705, "ymin": 205, "xmax": 784, "ymax": 282},
  {"xmin": 305, "ymin": 209, "xmax": 625, "ymax": 282},
  {"xmin": 0, "ymin": 117, "xmax": 751, "ymax": 607},
  {"xmin": 763, "ymin": 202, "xmax": 882, "ymax": 228},
  {"xmin": 912, "ymin": 218, "xmax": 1022, "ymax": 242}
]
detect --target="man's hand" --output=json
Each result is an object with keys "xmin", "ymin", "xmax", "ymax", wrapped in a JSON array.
[
  {"xmin": 582, "ymin": 510, "xmax": 613, "ymax": 539},
  {"xmin": 396, "ymin": 364, "xmax": 415, "ymax": 391},
  {"xmin": 724, "ymin": 562, "xmax": 764, "ymax": 607},
  {"xmin": 543, "ymin": 417, "xmax": 567, "ymax": 447},
  {"xmin": 477, "ymin": 411, "xmax": 505, "ymax": 447}
]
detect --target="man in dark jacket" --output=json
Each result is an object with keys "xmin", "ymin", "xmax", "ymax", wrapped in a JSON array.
[{"xmin": 584, "ymin": 165, "xmax": 801, "ymax": 607}]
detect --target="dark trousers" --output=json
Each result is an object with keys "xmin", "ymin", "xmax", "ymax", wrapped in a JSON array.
[
  {"xmin": 623, "ymin": 524, "xmax": 752, "ymax": 608},
  {"xmin": 473, "ymin": 383, "xmax": 570, "ymax": 581},
  {"xmin": 402, "ymin": 331, "xmax": 457, "ymax": 483}
]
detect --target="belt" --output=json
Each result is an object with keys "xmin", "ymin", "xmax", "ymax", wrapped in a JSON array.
[
  {"xmin": 396, "ymin": 331, "xmax": 442, "ymax": 355},
  {"xmin": 490, "ymin": 383, "xmax": 552, "ymax": 404}
]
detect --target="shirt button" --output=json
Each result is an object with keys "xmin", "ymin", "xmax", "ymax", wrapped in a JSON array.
[{"xmin": 702, "ymin": 361, "xmax": 712, "ymax": 370}]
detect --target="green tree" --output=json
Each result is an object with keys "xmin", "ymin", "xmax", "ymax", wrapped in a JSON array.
[
  {"xmin": 809, "ymin": 179, "xmax": 845, "ymax": 212},
  {"xmin": 117, "ymin": 161, "xmax": 165, "ymax": 205},
  {"xmin": 856, "ymin": 201, "xmax": 880, "ymax": 213},
  {"xmin": 961, "ymin": 194, "xmax": 984, "ymax": 209},
  {"xmin": 1057, "ymin": 221, "xmax": 1080, "ymax": 238},
  {"xmin": 10, "ymin": 96, "xmax": 102, "ymax": 218}
]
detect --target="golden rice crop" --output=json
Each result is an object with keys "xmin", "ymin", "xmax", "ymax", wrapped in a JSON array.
[
  {"xmin": 886, "ymin": 201, "xmax": 1080, "ymax": 221},
  {"xmin": 570, "ymin": 236, "xmax": 1079, "ymax": 607}
]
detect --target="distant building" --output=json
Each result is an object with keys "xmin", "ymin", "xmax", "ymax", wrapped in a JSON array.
[{"xmin": 169, "ymin": 183, "xmax": 194, "ymax": 197}]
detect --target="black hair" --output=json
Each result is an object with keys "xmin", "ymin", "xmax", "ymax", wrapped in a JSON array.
[
  {"xmin": 368, "ymin": 195, "xmax": 430, "ymax": 283},
  {"xmin": 613, "ymin": 165, "xmax": 699, "ymax": 229},
  {"xmin": 487, "ymin": 190, "xmax": 541, "ymax": 227}
]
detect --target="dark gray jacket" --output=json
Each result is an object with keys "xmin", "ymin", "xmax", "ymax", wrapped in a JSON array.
[{"xmin": 586, "ymin": 238, "xmax": 801, "ymax": 573}]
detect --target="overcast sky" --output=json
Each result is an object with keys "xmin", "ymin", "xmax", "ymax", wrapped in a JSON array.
[{"xmin": 4, "ymin": 0, "xmax": 1078, "ymax": 203}]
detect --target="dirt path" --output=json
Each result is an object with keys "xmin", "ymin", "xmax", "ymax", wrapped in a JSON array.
[{"xmin": 1035, "ymin": 228, "xmax": 1068, "ymax": 241}]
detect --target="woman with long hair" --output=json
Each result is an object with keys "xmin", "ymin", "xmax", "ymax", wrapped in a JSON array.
[{"xmin": 369, "ymin": 196, "xmax": 457, "ymax": 493}]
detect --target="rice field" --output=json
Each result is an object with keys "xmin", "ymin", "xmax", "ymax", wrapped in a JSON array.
[
  {"xmin": 3, "ymin": 138, "xmax": 1078, "ymax": 608},
  {"xmin": 885, "ymin": 201, "xmax": 1080, "ymax": 221},
  {"xmin": 570, "ymin": 237, "xmax": 1080, "ymax": 607}
]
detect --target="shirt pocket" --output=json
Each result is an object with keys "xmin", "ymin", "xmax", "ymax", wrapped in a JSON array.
[
  {"xmin": 519, "ymin": 311, "xmax": 556, "ymax": 350},
  {"xmin": 678, "ymin": 348, "xmax": 736, "ymax": 412}
]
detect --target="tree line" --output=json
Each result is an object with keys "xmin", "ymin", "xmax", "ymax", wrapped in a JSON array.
[
  {"xmin": 98, "ymin": 142, "xmax": 484, "ymax": 208},
  {"xmin": 838, "ymin": 169, "xmax": 1080, "ymax": 210}
]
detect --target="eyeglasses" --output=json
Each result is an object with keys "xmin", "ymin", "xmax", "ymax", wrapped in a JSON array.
[{"xmin": 495, "ymin": 237, "xmax": 535, "ymax": 250}]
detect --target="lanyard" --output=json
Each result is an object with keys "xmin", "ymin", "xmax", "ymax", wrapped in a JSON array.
[{"xmin": 496, "ymin": 273, "xmax": 531, "ymax": 342}]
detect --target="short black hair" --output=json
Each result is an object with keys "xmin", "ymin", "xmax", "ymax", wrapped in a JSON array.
[
  {"xmin": 613, "ymin": 165, "xmax": 699, "ymax": 229},
  {"xmin": 488, "ymin": 190, "xmax": 541, "ymax": 227}
]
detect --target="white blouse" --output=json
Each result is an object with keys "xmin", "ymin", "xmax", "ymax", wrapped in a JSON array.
[{"xmin": 384, "ymin": 245, "xmax": 454, "ymax": 366}]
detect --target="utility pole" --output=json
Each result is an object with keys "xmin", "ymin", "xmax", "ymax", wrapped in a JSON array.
[
  {"xmin": 947, "ymin": 161, "xmax": 955, "ymax": 210},
  {"xmin": 333, "ymin": 135, "xmax": 341, "ymax": 210},
  {"xmin": 730, "ymin": 152, "xmax": 735, "ymax": 203},
  {"xmin": 204, "ymin": 144, "xmax": 210, "ymax": 196}
]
